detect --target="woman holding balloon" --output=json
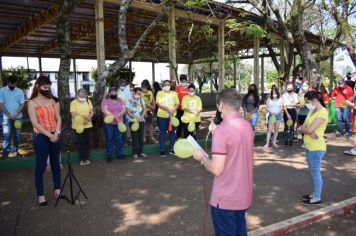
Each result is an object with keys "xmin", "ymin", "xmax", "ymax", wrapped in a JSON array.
[
  {"xmin": 264, "ymin": 86, "xmax": 283, "ymax": 148},
  {"xmin": 181, "ymin": 84, "xmax": 202, "ymax": 139},
  {"xmin": 101, "ymin": 88, "xmax": 126, "ymax": 162},
  {"xmin": 70, "ymin": 89, "xmax": 94, "ymax": 166},
  {"xmin": 126, "ymin": 87, "xmax": 147, "ymax": 159},
  {"xmin": 156, "ymin": 80, "xmax": 179, "ymax": 157}
]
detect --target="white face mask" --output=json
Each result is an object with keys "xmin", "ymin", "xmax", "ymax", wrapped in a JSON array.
[
  {"xmin": 272, "ymin": 93, "xmax": 277, "ymax": 98},
  {"xmin": 78, "ymin": 97, "xmax": 86, "ymax": 102},
  {"xmin": 302, "ymin": 86, "xmax": 309, "ymax": 91},
  {"xmin": 163, "ymin": 86, "xmax": 170, "ymax": 91},
  {"xmin": 306, "ymin": 103, "xmax": 315, "ymax": 110},
  {"xmin": 181, "ymin": 82, "xmax": 189, "ymax": 87},
  {"xmin": 134, "ymin": 95, "xmax": 140, "ymax": 99},
  {"xmin": 188, "ymin": 91, "xmax": 195, "ymax": 96}
]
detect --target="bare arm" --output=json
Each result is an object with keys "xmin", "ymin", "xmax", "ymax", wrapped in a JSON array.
[
  {"xmin": 193, "ymin": 150, "xmax": 226, "ymax": 176},
  {"xmin": 299, "ymin": 117, "xmax": 325, "ymax": 135}
]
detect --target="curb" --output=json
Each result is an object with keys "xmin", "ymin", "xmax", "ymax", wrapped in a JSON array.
[{"xmin": 248, "ymin": 196, "xmax": 356, "ymax": 236}]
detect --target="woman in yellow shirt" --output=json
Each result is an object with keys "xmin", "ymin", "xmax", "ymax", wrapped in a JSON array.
[
  {"xmin": 141, "ymin": 79, "xmax": 157, "ymax": 143},
  {"xmin": 156, "ymin": 80, "xmax": 179, "ymax": 157},
  {"xmin": 298, "ymin": 91, "xmax": 327, "ymax": 205},
  {"xmin": 181, "ymin": 84, "xmax": 202, "ymax": 139},
  {"xmin": 70, "ymin": 89, "xmax": 94, "ymax": 166}
]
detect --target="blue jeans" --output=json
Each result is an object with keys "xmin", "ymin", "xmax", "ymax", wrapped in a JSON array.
[
  {"xmin": 103, "ymin": 123, "xmax": 123, "ymax": 158},
  {"xmin": 336, "ymin": 107, "xmax": 351, "ymax": 134},
  {"xmin": 157, "ymin": 117, "xmax": 176, "ymax": 152},
  {"xmin": 211, "ymin": 206, "xmax": 247, "ymax": 236},
  {"xmin": 305, "ymin": 150, "xmax": 326, "ymax": 200},
  {"xmin": 2, "ymin": 118, "xmax": 21, "ymax": 154},
  {"xmin": 33, "ymin": 133, "xmax": 61, "ymax": 196},
  {"xmin": 244, "ymin": 111, "xmax": 259, "ymax": 129}
]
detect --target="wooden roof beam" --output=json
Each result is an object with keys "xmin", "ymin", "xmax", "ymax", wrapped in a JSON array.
[
  {"xmin": 0, "ymin": 3, "xmax": 60, "ymax": 52},
  {"xmin": 104, "ymin": 0, "xmax": 221, "ymax": 25}
]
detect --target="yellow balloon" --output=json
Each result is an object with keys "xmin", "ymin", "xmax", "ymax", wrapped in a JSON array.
[
  {"xmin": 286, "ymin": 119, "xmax": 293, "ymax": 127},
  {"xmin": 104, "ymin": 115, "xmax": 114, "ymax": 124},
  {"xmin": 269, "ymin": 115, "xmax": 276, "ymax": 124},
  {"xmin": 14, "ymin": 120, "xmax": 22, "ymax": 129},
  {"xmin": 173, "ymin": 139, "xmax": 194, "ymax": 159},
  {"xmin": 181, "ymin": 116, "xmax": 190, "ymax": 124},
  {"xmin": 117, "ymin": 122, "xmax": 127, "ymax": 133},
  {"xmin": 299, "ymin": 96, "xmax": 305, "ymax": 106},
  {"xmin": 171, "ymin": 116, "xmax": 180, "ymax": 127},
  {"xmin": 131, "ymin": 121, "xmax": 139, "ymax": 132},
  {"xmin": 76, "ymin": 126, "xmax": 84, "ymax": 134},
  {"xmin": 188, "ymin": 122, "xmax": 195, "ymax": 132}
]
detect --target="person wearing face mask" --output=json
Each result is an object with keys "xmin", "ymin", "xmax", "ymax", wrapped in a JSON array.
[
  {"xmin": 0, "ymin": 75, "xmax": 25, "ymax": 159},
  {"xmin": 298, "ymin": 91, "xmax": 328, "ymax": 205},
  {"xmin": 126, "ymin": 87, "xmax": 148, "ymax": 159},
  {"xmin": 27, "ymin": 76, "xmax": 62, "ymax": 206},
  {"xmin": 70, "ymin": 89, "xmax": 94, "ymax": 166},
  {"xmin": 242, "ymin": 84, "xmax": 260, "ymax": 132},
  {"xmin": 282, "ymin": 82, "xmax": 299, "ymax": 146},
  {"xmin": 296, "ymin": 82, "xmax": 310, "ymax": 144},
  {"xmin": 156, "ymin": 80, "xmax": 179, "ymax": 157},
  {"xmin": 331, "ymin": 78, "xmax": 353, "ymax": 137},
  {"xmin": 101, "ymin": 88, "xmax": 126, "ymax": 162},
  {"xmin": 264, "ymin": 86, "xmax": 283, "ymax": 148},
  {"xmin": 192, "ymin": 89, "xmax": 253, "ymax": 236},
  {"xmin": 181, "ymin": 84, "xmax": 202, "ymax": 139},
  {"xmin": 175, "ymin": 74, "xmax": 190, "ymax": 139},
  {"xmin": 141, "ymin": 80, "xmax": 157, "ymax": 144},
  {"xmin": 117, "ymin": 79, "xmax": 132, "ymax": 145}
]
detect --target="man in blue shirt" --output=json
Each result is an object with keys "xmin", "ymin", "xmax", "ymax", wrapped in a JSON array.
[{"xmin": 0, "ymin": 75, "xmax": 25, "ymax": 159}]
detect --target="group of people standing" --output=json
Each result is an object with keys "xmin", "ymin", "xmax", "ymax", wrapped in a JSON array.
[{"xmin": 10, "ymin": 74, "xmax": 201, "ymax": 206}]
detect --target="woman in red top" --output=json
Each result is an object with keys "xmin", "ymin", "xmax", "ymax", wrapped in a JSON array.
[{"xmin": 28, "ymin": 76, "xmax": 62, "ymax": 206}]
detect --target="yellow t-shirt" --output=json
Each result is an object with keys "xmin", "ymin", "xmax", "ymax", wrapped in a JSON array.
[
  {"xmin": 181, "ymin": 95, "xmax": 202, "ymax": 122},
  {"xmin": 156, "ymin": 90, "xmax": 179, "ymax": 118},
  {"xmin": 70, "ymin": 99, "xmax": 93, "ymax": 129},
  {"xmin": 141, "ymin": 90, "xmax": 154, "ymax": 111},
  {"xmin": 303, "ymin": 108, "xmax": 328, "ymax": 151}
]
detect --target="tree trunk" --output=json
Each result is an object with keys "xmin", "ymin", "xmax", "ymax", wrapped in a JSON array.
[{"xmin": 57, "ymin": 0, "xmax": 83, "ymax": 124}]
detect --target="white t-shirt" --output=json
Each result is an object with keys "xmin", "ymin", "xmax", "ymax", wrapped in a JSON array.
[
  {"xmin": 282, "ymin": 92, "xmax": 298, "ymax": 108},
  {"xmin": 267, "ymin": 98, "xmax": 282, "ymax": 114}
]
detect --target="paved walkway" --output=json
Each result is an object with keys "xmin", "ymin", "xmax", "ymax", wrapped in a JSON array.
[{"xmin": 0, "ymin": 134, "xmax": 355, "ymax": 235}]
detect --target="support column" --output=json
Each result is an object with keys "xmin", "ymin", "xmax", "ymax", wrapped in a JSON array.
[
  {"xmin": 38, "ymin": 57, "xmax": 43, "ymax": 75},
  {"xmin": 0, "ymin": 56, "xmax": 2, "ymax": 87},
  {"xmin": 329, "ymin": 52, "xmax": 334, "ymax": 93},
  {"xmin": 95, "ymin": 0, "xmax": 105, "ymax": 76},
  {"xmin": 218, "ymin": 20, "xmax": 225, "ymax": 91},
  {"xmin": 261, "ymin": 56, "xmax": 264, "ymax": 95},
  {"xmin": 168, "ymin": 7, "xmax": 177, "ymax": 83},
  {"xmin": 233, "ymin": 58, "xmax": 237, "ymax": 88},
  {"xmin": 253, "ymin": 37, "xmax": 260, "ymax": 90},
  {"xmin": 152, "ymin": 62, "xmax": 155, "ymax": 83},
  {"xmin": 73, "ymin": 59, "xmax": 78, "ymax": 96}
]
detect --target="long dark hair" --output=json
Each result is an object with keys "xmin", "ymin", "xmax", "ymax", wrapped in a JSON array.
[
  {"xmin": 243, "ymin": 84, "xmax": 260, "ymax": 107},
  {"xmin": 141, "ymin": 79, "xmax": 152, "ymax": 91},
  {"xmin": 153, "ymin": 81, "xmax": 161, "ymax": 98},
  {"xmin": 304, "ymin": 91, "xmax": 326, "ymax": 107},
  {"xmin": 29, "ymin": 76, "xmax": 52, "ymax": 100},
  {"xmin": 270, "ymin": 85, "xmax": 280, "ymax": 99}
]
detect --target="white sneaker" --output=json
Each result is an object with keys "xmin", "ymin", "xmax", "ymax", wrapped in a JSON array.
[
  {"xmin": 139, "ymin": 153, "xmax": 148, "ymax": 158},
  {"xmin": 344, "ymin": 149, "xmax": 356, "ymax": 156},
  {"xmin": 133, "ymin": 154, "xmax": 138, "ymax": 159}
]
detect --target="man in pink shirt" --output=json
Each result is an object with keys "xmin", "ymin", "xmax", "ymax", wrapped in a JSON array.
[{"xmin": 193, "ymin": 89, "xmax": 254, "ymax": 236}]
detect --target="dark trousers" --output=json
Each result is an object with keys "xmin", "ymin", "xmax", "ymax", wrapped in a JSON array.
[
  {"xmin": 211, "ymin": 206, "xmax": 247, "ymax": 236},
  {"xmin": 130, "ymin": 121, "xmax": 145, "ymax": 154},
  {"xmin": 176, "ymin": 109, "xmax": 184, "ymax": 139},
  {"xmin": 77, "ymin": 128, "xmax": 91, "ymax": 161},
  {"xmin": 33, "ymin": 133, "xmax": 61, "ymax": 196},
  {"xmin": 103, "ymin": 123, "xmax": 122, "ymax": 158},
  {"xmin": 157, "ymin": 117, "xmax": 176, "ymax": 152},
  {"xmin": 283, "ymin": 108, "xmax": 297, "ymax": 142},
  {"xmin": 182, "ymin": 122, "xmax": 200, "ymax": 139}
]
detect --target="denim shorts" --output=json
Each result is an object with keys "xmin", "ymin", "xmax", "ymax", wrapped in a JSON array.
[{"xmin": 267, "ymin": 113, "xmax": 282, "ymax": 123}]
